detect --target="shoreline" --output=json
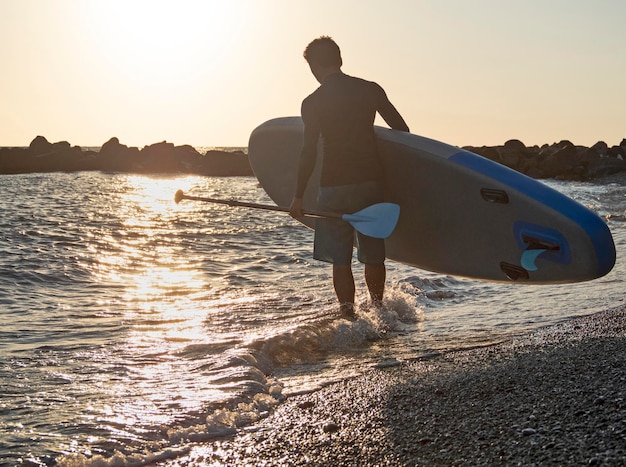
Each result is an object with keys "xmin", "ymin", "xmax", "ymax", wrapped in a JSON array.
[{"xmin": 165, "ymin": 306, "xmax": 626, "ymax": 466}]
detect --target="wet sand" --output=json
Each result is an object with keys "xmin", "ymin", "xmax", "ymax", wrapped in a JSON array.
[{"xmin": 165, "ymin": 306, "xmax": 626, "ymax": 466}]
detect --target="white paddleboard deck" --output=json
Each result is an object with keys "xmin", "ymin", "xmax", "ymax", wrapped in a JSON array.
[{"xmin": 248, "ymin": 117, "xmax": 616, "ymax": 284}]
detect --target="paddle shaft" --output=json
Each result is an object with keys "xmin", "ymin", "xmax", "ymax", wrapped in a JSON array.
[{"xmin": 177, "ymin": 193, "xmax": 343, "ymax": 220}]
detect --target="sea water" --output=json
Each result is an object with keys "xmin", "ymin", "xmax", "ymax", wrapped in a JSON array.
[{"xmin": 0, "ymin": 170, "xmax": 624, "ymax": 465}]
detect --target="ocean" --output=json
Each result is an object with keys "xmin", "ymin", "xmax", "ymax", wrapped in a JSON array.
[{"xmin": 0, "ymin": 169, "xmax": 624, "ymax": 466}]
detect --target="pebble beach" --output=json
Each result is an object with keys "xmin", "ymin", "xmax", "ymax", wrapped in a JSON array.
[{"xmin": 165, "ymin": 306, "xmax": 626, "ymax": 466}]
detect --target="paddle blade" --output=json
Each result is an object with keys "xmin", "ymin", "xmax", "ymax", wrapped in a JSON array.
[
  {"xmin": 342, "ymin": 203, "xmax": 400, "ymax": 239},
  {"xmin": 174, "ymin": 189, "xmax": 184, "ymax": 204}
]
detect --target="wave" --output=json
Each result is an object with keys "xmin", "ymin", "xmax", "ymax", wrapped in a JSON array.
[{"xmin": 55, "ymin": 291, "xmax": 423, "ymax": 466}]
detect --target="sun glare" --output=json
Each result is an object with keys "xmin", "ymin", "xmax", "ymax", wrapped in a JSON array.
[{"xmin": 82, "ymin": 1, "xmax": 249, "ymax": 90}]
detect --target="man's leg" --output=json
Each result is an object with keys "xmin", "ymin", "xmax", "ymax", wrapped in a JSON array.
[
  {"xmin": 364, "ymin": 263, "xmax": 386, "ymax": 305},
  {"xmin": 333, "ymin": 264, "xmax": 355, "ymax": 316}
]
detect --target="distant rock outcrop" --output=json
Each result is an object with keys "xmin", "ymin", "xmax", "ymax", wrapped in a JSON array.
[
  {"xmin": 463, "ymin": 139, "xmax": 626, "ymax": 181},
  {"xmin": 0, "ymin": 136, "xmax": 253, "ymax": 176},
  {"xmin": 0, "ymin": 136, "xmax": 98, "ymax": 173}
]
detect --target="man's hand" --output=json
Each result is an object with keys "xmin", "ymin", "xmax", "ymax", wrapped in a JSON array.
[{"xmin": 289, "ymin": 197, "xmax": 304, "ymax": 218}]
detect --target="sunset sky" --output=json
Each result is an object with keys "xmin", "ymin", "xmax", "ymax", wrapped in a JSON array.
[{"xmin": 1, "ymin": 0, "xmax": 624, "ymax": 148}]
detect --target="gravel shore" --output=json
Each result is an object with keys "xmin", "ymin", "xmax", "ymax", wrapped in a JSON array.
[{"xmin": 168, "ymin": 306, "xmax": 626, "ymax": 466}]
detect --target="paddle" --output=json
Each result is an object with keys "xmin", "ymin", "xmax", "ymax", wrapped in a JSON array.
[{"xmin": 174, "ymin": 190, "xmax": 400, "ymax": 239}]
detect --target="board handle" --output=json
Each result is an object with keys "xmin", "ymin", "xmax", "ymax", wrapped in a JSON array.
[{"xmin": 481, "ymin": 188, "xmax": 509, "ymax": 204}]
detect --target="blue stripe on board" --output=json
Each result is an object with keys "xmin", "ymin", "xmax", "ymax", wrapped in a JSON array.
[{"xmin": 449, "ymin": 150, "xmax": 616, "ymax": 277}]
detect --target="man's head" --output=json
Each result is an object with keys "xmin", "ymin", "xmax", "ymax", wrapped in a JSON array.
[
  {"xmin": 303, "ymin": 36, "xmax": 342, "ymax": 68},
  {"xmin": 303, "ymin": 36, "xmax": 342, "ymax": 83}
]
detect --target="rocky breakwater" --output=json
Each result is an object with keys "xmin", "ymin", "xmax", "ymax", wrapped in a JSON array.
[
  {"xmin": 464, "ymin": 138, "xmax": 626, "ymax": 180},
  {"xmin": 0, "ymin": 136, "xmax": 253, "ymax": 176},
  {"xmin": 3, "ymin": 135, "xmax": 625, "ymax": 181}
]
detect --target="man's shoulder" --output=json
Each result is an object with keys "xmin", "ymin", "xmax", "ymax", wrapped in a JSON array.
[
  {"xmin": 341, "ymin": 75, "xmax": 386, "ymax": 101},
  {"xmin": 344, "ymin": 74, "xmax": 383, "ymax": 90}
]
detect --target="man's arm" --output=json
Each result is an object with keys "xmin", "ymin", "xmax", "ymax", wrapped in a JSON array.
[
  {"xmin": 377, "ymin": 86, "xmax": 410, "ymax": 133},
  {"xmin": 290, "ymin": 99, "xmax": 320, "ymax": 218}
]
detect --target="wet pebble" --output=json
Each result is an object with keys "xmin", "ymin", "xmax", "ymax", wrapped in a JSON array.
[{"xmin": 322, "ymin": 422, "xmax": 340, "ymax": 434}]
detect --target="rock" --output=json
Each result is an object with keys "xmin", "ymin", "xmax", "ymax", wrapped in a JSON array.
[
  {"xmin": 29, "ymin": 135, "xmax": 53, "ymax": 156},
  {"xmin": 177, "ymin": 144, "xmax": 201, "ymax": 156},
  {"xmin": 99, "ymin": 137, "xmax": 123, "ymax": 156},
  {"xmin": 498, "ymin": 140, "xmax": 526, "ymax": 168},
  {"xmin": 591, "ymin": 141, "xmax": 608, "ymax": 156},
  {"xmin": 608, "ymin": 145, "xmax": 625, "ymax": 159},
  {"xmin": 322, "ymin": 422, "xmax": 340, "ymax": 434},
  {"xmin": 497, "ymin": 139, "xmax": 545, "ymax": 177},
  {"xmin": 542, "ymin": 144, "xmax": 583, "ymax": 180},
  {"xmin": 0, "ymin": 147, "xmax": 31, "ymax": 173},
  {"xmin": 503, "ymin": 139, "xmax": 527, "ymax": 152},
  {"xmin": 99, "ymin": 137, "xmax": 142, "ymax": 172},
  {"xmin": 52, "ymin": 140, "xmax": 71, "ymax": 152},
  {"xmin": 556, "ymin": 139, "xmax": 575, "ymax": 149},
  {"xmin": 586, "ymin": 155, "xmax": 626, "ymax": 179},
  {"xmin": 140, "ymin": 141, "xmax": 181, "ymax": 172}
]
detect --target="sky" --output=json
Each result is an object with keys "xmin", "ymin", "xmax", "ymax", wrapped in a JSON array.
[{"xmin": 0, "ymin": 0, "xmax": 624, "ymax": 148}]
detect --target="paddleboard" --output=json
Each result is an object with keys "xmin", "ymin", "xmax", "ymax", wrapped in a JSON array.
[{"xmin": 248, "ymin": 117, "xmax": 616, "ymax": 284}]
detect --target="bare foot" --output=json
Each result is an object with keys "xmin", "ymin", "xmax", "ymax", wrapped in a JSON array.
[{"xmin": 339, "ymin": 303, "xmax": 357, "ymax": 321}]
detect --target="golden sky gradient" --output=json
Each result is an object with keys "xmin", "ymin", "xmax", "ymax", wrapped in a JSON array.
[{"xmin": 1, "ymin": 0, "xmax": 624, "ymax": 147}]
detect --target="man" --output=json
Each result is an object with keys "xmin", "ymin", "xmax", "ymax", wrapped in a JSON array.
[{"xmin": 289, "ymin": 36, "xmax": 410, "ymax": 319}]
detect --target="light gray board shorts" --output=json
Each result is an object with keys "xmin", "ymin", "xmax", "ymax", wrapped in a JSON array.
[{"xmin": 314, "ymin": 181, "xmax": 385, "ymax": 265}]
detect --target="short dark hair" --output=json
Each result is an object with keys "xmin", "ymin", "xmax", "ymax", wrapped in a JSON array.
[{"xmin": 303, "ymin": 36, "xmax": 342, "ymax": 67}]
